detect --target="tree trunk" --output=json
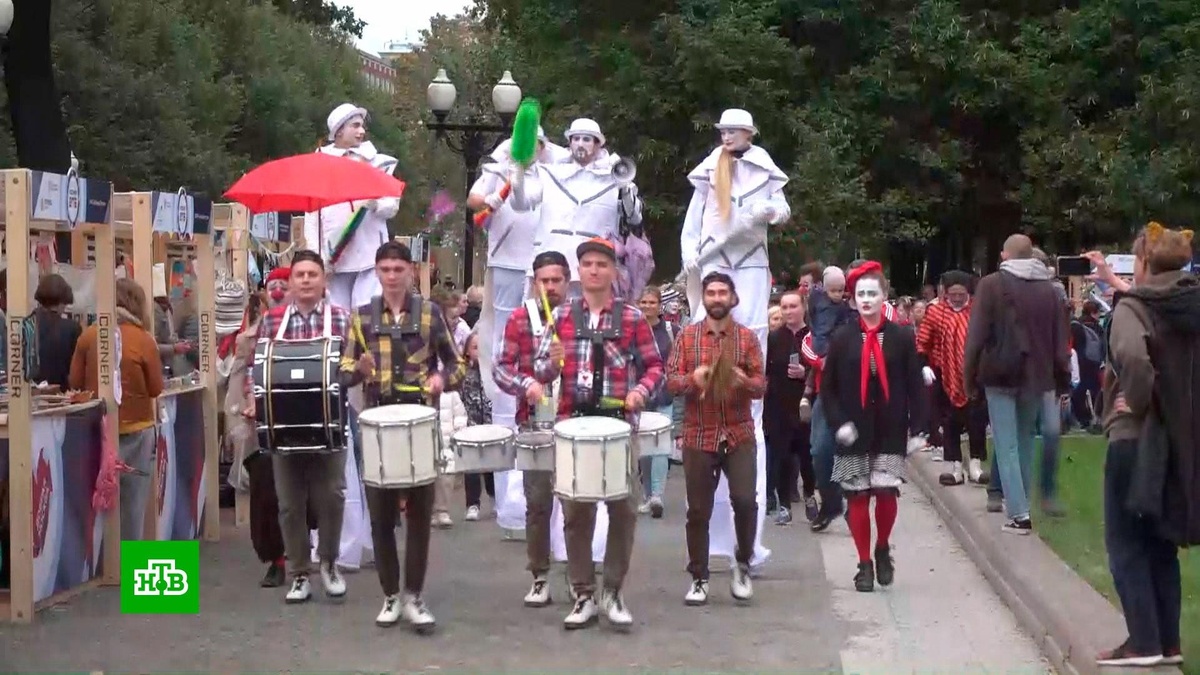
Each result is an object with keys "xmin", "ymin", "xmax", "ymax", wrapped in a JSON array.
[{"xmin": 4, "ymin": 0, "xmax": 71, "ymax": 172}]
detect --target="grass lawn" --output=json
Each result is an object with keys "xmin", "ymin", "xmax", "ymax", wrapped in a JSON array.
[{"xmin": 1033, "ymin": 434, "xmax": 1199, "ymax": 672}]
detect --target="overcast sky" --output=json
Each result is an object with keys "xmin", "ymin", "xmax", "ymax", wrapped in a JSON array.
[{"xmin": 344, "ymin": 0, "xmax": 473, "ymax": 54}]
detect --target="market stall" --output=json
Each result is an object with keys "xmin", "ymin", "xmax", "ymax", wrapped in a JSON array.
[
  {"xmin": 1, "ymin": 167, "xmax": 117, "ymax": 623},
  {"xmin": 111, "ymin": 191, "xmax": 219, "ymax": 543}
]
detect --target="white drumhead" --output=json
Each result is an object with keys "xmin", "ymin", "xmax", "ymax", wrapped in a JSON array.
[
  {"xmin": 554, "ymin": 416, "xmax": 631, "ymax": 439},
  {"xmin": 453, "ymin": 424, "xmax": 514, "ymax": 443},
  {"xmin": 359, "ymin": 404, "xmax": 436, "ymax": 424},
  {"xmin": 638, "ymin": 412, "xmax": 671, "ymax": 433},
  {"xmin": 516, "ymin": 431, "xmax": 554, "ymax": 447}
]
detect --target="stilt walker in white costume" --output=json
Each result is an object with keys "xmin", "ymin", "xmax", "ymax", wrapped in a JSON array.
[
  {"xmin": 510, "ymin": 119, "xmax": 645, "ymax": 568},
  {"xmin": 469, "ymin": 129, "xmax": 565, "ymax": 538},
  {"xmin": 680, "ymin": 108, "xmax": 790, "ymax": 572},
  {"xmin": 303, "ymin": 102, "xmax": 401, "ymax": 571}
]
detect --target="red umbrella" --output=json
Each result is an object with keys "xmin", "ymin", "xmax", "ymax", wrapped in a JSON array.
[{"xmin": 224, "ymin": 153, "xmax": 406, "ymax": 213}]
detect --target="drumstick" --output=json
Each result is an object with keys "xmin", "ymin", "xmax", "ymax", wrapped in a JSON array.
[{"xmin": 538, "ymin": 283, "xmax": 562, "ymax": 403}]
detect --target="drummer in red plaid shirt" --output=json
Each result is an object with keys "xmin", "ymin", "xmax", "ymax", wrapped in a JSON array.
[
  {"xmin": 531, "ymin": 237, "xmax": 664, "ymax": 631},
  {"xmin": 493, "ymin": 250, "xmax": 571, "ymax": 608},
  {"xmin": 665, "ymin": 271, "xmax": 766, "ymax": 608}
]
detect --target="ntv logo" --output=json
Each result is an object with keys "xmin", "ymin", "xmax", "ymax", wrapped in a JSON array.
[
  {"xmin": 121, "ymin": 540, "xmax": 200, "ymax": 614},
  {"xmin": 133, "ymin": 559, "xmax": 189, "ymax": 596}
]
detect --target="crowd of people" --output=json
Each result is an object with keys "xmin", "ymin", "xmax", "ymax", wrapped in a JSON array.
[{"xmin": 188, "ymin": 99, "xmax": 1198, "ymax": 671}]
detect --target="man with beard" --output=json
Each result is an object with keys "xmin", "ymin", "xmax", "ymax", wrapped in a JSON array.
[
  {"xmin": 493, "ymin": 251, "xmax": 572, "ymax": 607},
  {"xmin": 510, "ymin": 119, "xmax": 643, "ymax": 297},
  {"xmin": 666, "ymin": 272, "xmax": 766, "ymax": 607}
]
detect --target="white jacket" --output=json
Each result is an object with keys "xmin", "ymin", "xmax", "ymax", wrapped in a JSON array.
[
  {"xmin": 438, "ymin": 390, "xmax": 469, "ymax": 471},
  {"xmin": 470, "ymin": 141, "xmax": 568, "ymax": 272},
  {"xmin": 511, "ymin": 149, "xmax": 643, "ymax": 277},
  {"xmin": 681, "ymin": 145, "xmax": 790, "ymax": 271},
  {"xmin": 303, "ymin": 142, "xmax": 400, "ymax": 275}
]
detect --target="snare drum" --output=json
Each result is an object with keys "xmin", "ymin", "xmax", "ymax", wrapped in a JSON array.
[
  {"xmin": 553, "ymin": 416, "xmax": 633, "ymax": 502},
  {"xmin": 358, "ymin": 405, "xmax": 439, "ymax": 488},
  {"xmin": 514, "ymin": 431, "xmax": 555, "ymax": 472},
  {"xmin": 450, "ymin": 425, "xmax": 516, "ymax": 473},
  {"xmin": 636, "ymin": 412, "xmax": 673, "ymax": 457}
]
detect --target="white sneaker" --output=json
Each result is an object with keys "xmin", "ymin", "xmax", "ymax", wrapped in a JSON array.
[
  {"xmin": 402, "ymin": 594, "xmax": 436, "ymax": 633},
  {"xmin": 285, "ymin": 576, "xmax": 311, "ymax": 604},
  {"xmin": 524, "ymin": 575, "xmax": 552, "ymax": 607},
  {"xmin": 563, "ymin": 595, "xmax": 599, "ymax": 629},
  {"xmin": 648, "ymin": 496, "xmax": 664, "ymax": 518},
  {"xmin": 684, "ymin": 578, "xmax": 709, "ymax": 606},
  {"xmin": 432, "ymin": 512, "xmax": 453, "ymax": 529},
  {"xmin": 375, "ymin": 594, "xmax": 401, "ymax": 626},
  {"xmin": 968, "ymin": 458, "xmax": 985, "ymax": 483},
  {"xmin": 320, "ymin": 562, "xmax": 346, "ymax": 597},
  {"xmin": 637, "ymin": 500, "xmax": 652, "ymax": 515},
  {"xmin": 465, "ymin": 505, "xmax": 480, "ymax": 521},
  {"xmin": 600, "ymin": 588, "xmax": 633, "ymax": 627},
  {"xmin": 730, "ymin": 564, "xmax": 753, "ymax": 601}
]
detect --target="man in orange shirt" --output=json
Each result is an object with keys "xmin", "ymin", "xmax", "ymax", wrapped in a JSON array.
[{"xmin": 666, "ymin": 272, "xmax": 766, "ymax": 607}]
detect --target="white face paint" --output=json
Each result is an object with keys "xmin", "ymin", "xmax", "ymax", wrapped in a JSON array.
[
  {"xmin": 720, "ymin": 128, "xmax": 753, "ymax": 152},
  {"xmin": 569, "ymin": 134, "xmax": 599, "ymax": 165},
  {"xmin": 855, "ymin": 277, "xmax": 884, "ymax": 318}
]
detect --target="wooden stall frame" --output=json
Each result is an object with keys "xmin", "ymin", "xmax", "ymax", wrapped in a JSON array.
[
  {"xmin": 2, "ymin": 168, "xmax": 118, "ymax": 623},
  {"xmin": 212, "ymin": 204, "xmax": 251, "ymax": 527},
  {"xmin": 113, "ymin": 192, "xmax": 220, "ymax": 543}
]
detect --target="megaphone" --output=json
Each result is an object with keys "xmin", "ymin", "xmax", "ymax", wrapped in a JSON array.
[{"xmin": 611, "ymin": 157, "xmax": 637, "ymax": 187}]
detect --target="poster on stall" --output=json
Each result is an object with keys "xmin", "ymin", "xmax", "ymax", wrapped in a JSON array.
[
  {"xmin": 155, "ymin": 392, "xmax": 208, "ymax": 540},
  {"xmin": 22, "ymin": 411, "xmax": 107, "ymax": 604}
]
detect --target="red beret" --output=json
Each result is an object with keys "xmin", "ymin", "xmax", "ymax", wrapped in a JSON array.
[
  {"xmin": 266, "ymin": 267, "xmax": 291, "ymax": 283},
  {"xmin": 846, "ymin": 260, "xmax": 884, "ymax": 294}
]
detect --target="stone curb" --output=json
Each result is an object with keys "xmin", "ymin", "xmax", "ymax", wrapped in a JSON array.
[{"xmin": 907, "ymin": 452, "xmax": 1181, "ymax": 675}]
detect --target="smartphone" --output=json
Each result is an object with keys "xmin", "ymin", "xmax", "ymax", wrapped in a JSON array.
[
  {"xmin": 789, "ymin": 353, "xmax": 800, "ymax": 366},
  {"xmin": 1057, "ymin": 255, "xmax": 1093, "ymax": 277}
]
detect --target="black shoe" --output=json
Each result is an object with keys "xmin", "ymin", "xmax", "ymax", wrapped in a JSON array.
[
  {"xmin": 854, "ymin": 561, "xmax": 875, "ymax": 592},
  {"xmin": 811, "ymin": 513, "xmax": 834, "ymax": 532},
  {"xmin": 874, "ymin": 546, "xmax": 894, "ymax": 587},
  {"xmin": 261, "ymin": 562, "xmax": 285, "ymax": 588},
  {"xmin": 986, "ymin": 492, "xmax": 1003, "ymax": 513}
]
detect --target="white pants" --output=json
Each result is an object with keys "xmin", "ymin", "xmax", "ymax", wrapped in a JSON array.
[
  {"xmin": 479, "ymin": 267, "xmax": 532, "ymax": 532},
  {"xmin": 690, "ymin": 265, "xmax": 771, "ymax": 569},
  {"xmin": 311, "ymin": 420, "xmax": 373, "ymax": 569},
  {"xmin": 327, "ymin": 269, "xmax": 381, "ymax": 310}
]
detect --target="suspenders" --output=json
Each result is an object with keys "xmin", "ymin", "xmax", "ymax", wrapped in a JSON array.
[
  {"xmin": 369, "ymin": 293, "xmax": 426, "ymax": 405},
  {"xmin": 568, "ymin": 299, "xmax": 625, "ymax": 418}
]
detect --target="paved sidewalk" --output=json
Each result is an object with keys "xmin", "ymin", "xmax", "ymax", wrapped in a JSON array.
[{"xmin": 0, "ymin": 474, "xmax": 1048, "ymax": 672}]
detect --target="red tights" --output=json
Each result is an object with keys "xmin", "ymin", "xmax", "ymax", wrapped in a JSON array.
[{"xmin": 847, "ymin": 491, "xmax": 899, "ymax": 562}]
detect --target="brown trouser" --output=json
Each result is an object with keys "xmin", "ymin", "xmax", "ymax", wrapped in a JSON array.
[
  {"xmin": 272, "ymin": 450, "xmax": 347, "ymax": 577},
  {"xmin": 365, "ymin": 483, "xmax": 435, "ymax": 596},
  {"xmin": 524, "ymin": 470, "xmax": 555, "ymax": 575},
  {"xmin": 683, "ymin": 442, "xmax": 758, "ymax": 579},
  {"xmin": 562, "ymin": 480, "xmax": 640, "ymax": 596}
]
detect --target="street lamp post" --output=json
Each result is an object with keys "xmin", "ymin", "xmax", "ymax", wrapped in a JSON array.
[
  {"xmin": 426, "ymin": 68, "xmax": 521, "ymax": 288},
  {"xmin": 0, "ymin": 0, "xmax": 13, "ymax": 37}
]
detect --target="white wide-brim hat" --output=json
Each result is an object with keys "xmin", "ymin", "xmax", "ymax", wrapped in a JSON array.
[
  {"xmin": 564, "ymin": 118, "xmax": 605, "ymax": 146},
  {"xmin": 327, "ymin": 103, "xmax": 369, "ymax": 141},
  {"xmin": 715, "ymin": 108, "xmax": 758, "ymax": 135}
]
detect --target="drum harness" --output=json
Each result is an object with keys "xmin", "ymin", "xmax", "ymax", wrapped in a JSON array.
[
  {"xmin": 366, "ymin": 293, "xmax": 445, "ymax": 469},
  {"xmin": 568, "ymin": 299, "xmax": 627, "ymax": 422}
]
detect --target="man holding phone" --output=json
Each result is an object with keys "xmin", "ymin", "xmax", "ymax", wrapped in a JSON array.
[{"xmin": 764, "ymin": 291, "xmax": 818, "ymax": 524}]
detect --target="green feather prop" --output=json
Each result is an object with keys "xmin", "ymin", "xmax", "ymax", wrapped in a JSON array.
[{"xmin": 509, "ymin": 98, "xmax": 541, "ymax": 168}]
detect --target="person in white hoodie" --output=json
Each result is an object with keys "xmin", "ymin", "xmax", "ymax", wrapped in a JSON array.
[
  {"xmin": 303, "ymin": 103, "xmax": 401, "ymax": 310},
  {"xmin": 679, "ymin": 108, "xmax": 790, "ymax": 573}
]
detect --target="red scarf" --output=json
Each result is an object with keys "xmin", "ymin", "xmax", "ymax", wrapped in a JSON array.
[{"xmin": 859, "ymin": 316, "xmax": 890, "ymax": 407}]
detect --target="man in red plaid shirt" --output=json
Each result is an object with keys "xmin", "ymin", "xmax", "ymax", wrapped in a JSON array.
[
  {"xmin": 666, "ymin": 272, "xmax": 766, "ymax": 607},
  {"xmin": 493, "ymin": 250, "xmax": 571, "ymax": 608},
  {"xmin": 242, "ymin": 250, "xmax": 354, "ymax": 606},
  {"xmin": 531, "ymin": 238, "xmax": 664, "ymax": 630}
]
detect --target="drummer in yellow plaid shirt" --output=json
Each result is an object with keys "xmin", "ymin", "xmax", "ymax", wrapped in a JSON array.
[{"xmin": 340, "ymin": 240, "xmax": 465, "ymax": 633}]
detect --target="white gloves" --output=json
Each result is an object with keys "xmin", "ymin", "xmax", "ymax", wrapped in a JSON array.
[
  {"xmin": 835, "ymin": 422, "xmax": 858, "ymax": 447},
  {"xmin": 922, "ymin": 366, "xmax": 936, "ymax": 386},
  {"xmin": 749, "ymin": 202, "xmax": 773, "ymax": 226},
  {"xmin": 682, "ymin": 258, "xmax": 701, "ymax": 276},
  {"xmin": 374, "ymin": 196, "xmax": 398, "ymax": 218},
  {"xmin": 484, "ymin": 191, "xmax": 505, "ymax": 211},
  {"xmin": 907, "ymin": 435, "xmax": 928, "ymax": 455},
  {"xmin": 620, "ymin": 184, "xmax": 639, "ymax": 214}
]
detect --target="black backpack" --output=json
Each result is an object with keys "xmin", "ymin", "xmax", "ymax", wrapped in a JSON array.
[{"xmin": 977, "ymin": 272, "xmax": 1030, "ymax": 388}]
